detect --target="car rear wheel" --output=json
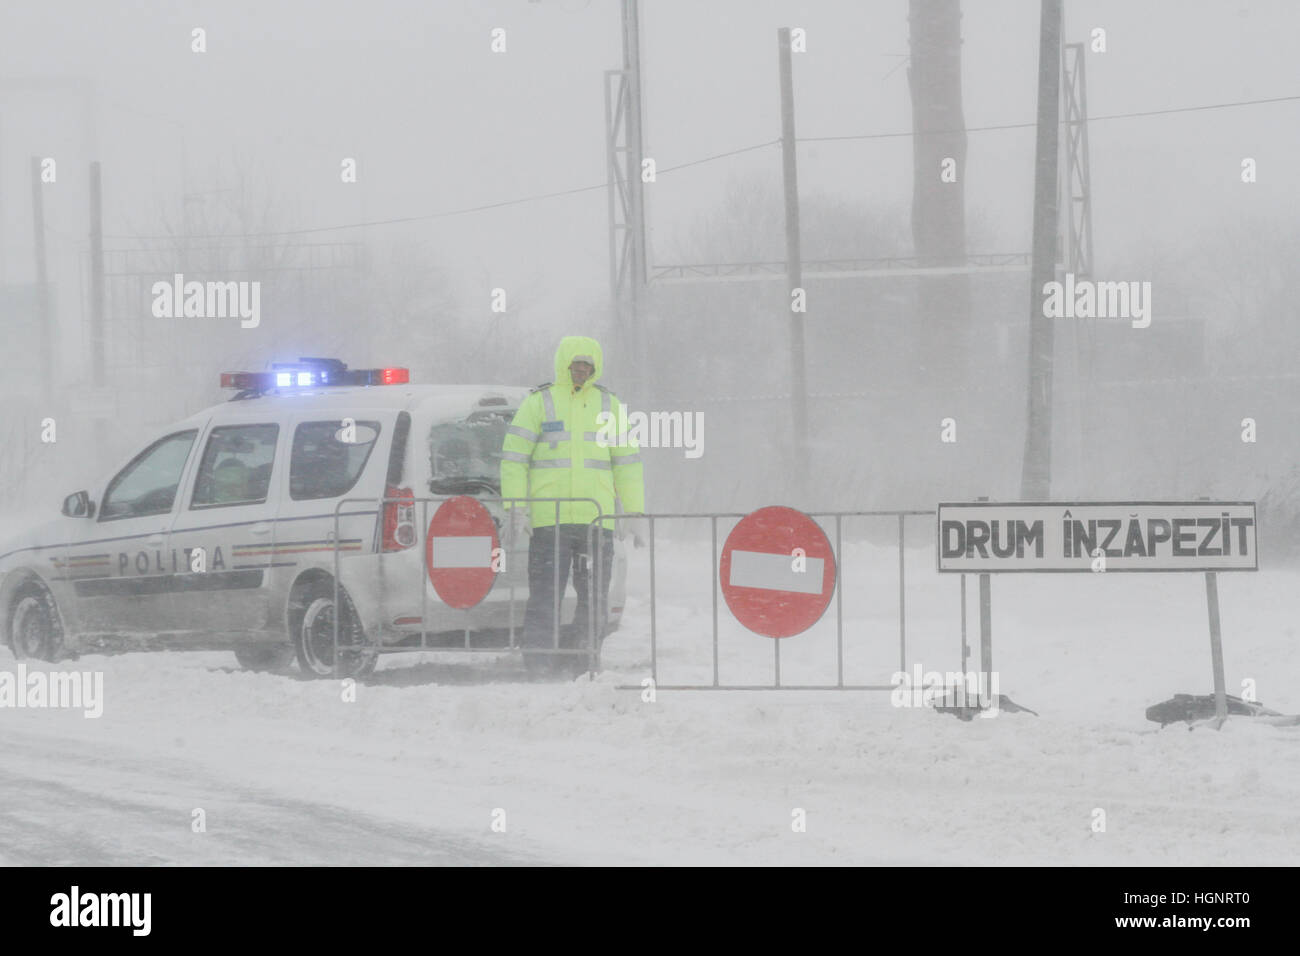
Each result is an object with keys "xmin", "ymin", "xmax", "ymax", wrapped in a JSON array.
[
  {"xmin": 294, "ymin": 592, "xmax": 377, "ymax": 679},
  {"xmin": 9, "ymin": 585, "xmax": 64, "ymax": 662},
  {"xmin": 233, "ymin": 644, "xmax": 295, "ymax": 672}
]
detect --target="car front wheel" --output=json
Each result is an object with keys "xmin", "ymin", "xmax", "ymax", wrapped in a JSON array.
[{"xmin": 9, "ymin": 585, "xmax": 64, "ymax": 662}]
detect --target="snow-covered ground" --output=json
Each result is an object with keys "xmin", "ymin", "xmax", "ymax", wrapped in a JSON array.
[{"xmin": 3, "ymin": 529, "xmax": 1299, "ymax": 866}]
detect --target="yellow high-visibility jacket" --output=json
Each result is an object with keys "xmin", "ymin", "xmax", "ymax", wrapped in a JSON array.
[{"xmin": 500, "ymin": 336, "xmax": 645, "ymax": 528}]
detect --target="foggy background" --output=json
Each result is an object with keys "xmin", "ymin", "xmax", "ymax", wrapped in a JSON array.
[{"xmin": 3, "ymin": 0, "xmax": 1300, "ymax": 553}]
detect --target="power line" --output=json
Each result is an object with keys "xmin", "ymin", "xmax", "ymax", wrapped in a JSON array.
[
  {"xmin": 105, "ymin": 140, "xmax": 782, "ymax": 241},
  {"xmin": 106, "ymin": 180, "xmax": 607, "ymax": 240},
  {"xmin": 658, "ymin": 139, "xmax": 779, "ymax": 174},
  {"xmin": 106, "ymin": 92, "xmax": 1300, "ymax": 242},
  {"xmin": 800, "ymin": 92, "xmax": 1300, "ymax": 142}
]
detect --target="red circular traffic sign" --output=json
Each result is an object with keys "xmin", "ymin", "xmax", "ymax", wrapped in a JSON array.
[
  {"xmin": 426, "ymin": 495, "xmax": 500, "ymax": 609},
  {"xmin": 719, "ymin": 506, "xmax": 837, "ymax": 638}
]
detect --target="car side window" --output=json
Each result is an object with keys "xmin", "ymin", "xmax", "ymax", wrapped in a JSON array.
[
  {"xmin": 191, "ymin": 424, "xmax": 279, "ymax": 508},
  {"xmin": 100, "ymin": 430, "xmax": 199, "ymax": 521},
  {"xmin": 289, "ymin": 420, "xmax": 381, "ymax": 500}
]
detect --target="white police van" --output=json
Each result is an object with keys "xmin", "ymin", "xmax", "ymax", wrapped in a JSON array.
[{"xmin": 0, "ymin": 359, "xmax": 627, "ymax": 677}]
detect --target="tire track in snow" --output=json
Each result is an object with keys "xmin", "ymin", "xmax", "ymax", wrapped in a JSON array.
[{"xmin": 0, "ymin": 733, "xmax": 539, "ymax": 866}]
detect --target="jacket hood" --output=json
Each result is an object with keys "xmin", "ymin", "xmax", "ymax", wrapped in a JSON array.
[{"xmin": 554, "ymin": 335, "xmax": 604, "ymax": 390}]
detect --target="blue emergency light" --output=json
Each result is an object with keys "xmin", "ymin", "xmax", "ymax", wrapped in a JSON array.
[{"xmin": 221, "ymin": 358, "xmax": 409, "ymax": 396}]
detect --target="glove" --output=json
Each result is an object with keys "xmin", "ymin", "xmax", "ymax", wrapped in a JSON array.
[
  {"xmin": 620, "ymin": 513, "xmax": 648, "ymax": 550},
  {"xmin": 505, "ymin": 507, "xmax": 531, "ymax": 543}
]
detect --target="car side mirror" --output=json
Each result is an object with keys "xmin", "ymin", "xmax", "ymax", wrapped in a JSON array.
[{"xmin": 62, "ymin": 491, "xmax": 95, "ymax": 518}]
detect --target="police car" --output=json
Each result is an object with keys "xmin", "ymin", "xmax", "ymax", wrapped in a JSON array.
[{"xmin": 0, "ymin": 359, "xmax": 628, "ymax": 677}]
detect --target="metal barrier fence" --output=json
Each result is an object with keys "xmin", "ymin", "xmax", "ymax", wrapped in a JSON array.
[
  {"xmin": 326, "ymin": 495, "xmax": 613, "ymax": 678},
  {"xmin": 591, "ymin": 510, "xmax": 936, "ymax": 691},
  {"xmin": 319, "ymin": 499, "xmax": 969, "ymax": 689}
]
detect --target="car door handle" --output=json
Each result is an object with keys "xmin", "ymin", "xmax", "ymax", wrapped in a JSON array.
[
  {"xmin": 147, "ymin": 534, "xmax": 164, "ymax": 546},
  {"xmin": 249, "ymin": 523, "xmax": 272, "ymax": 536}
]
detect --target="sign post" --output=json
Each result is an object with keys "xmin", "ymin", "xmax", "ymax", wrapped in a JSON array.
[
  {"xmin": 976, "ymin": 496, "xmax": 992, "ymax": 696},
  {"xmin": 979, "ymin": 570, "xmax": 992, "ymax": 695},
  {"xmin": 938, "ymin": 500, "xmax": 1258, "ymax": 726},
  {"xmin": 1205, "ymin": 572, "xmax": 1228, "ymax": 726}
]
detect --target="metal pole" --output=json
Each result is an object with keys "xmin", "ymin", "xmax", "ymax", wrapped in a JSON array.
[
  {"xmin": 553, "ymin": 500, "xmax": 561, "ymax": 651},
  {"xmin": 30, "ymin": 157, "xmax": 52, "ymax": 401},
  {"xmin": 649, "ymin": 515, "xmax": 658, "ymax": 682},
  {"xmin": 604, "ymin": 71, "xmax": 620, "ymax": 307},
  {"xmin": 835, "ymin": 514, "xmax": 844, "ymax": 687},
  {"xmin": 1020, "ymin": 0, "xmax": 1062, "ymax": 500},
  {"xmin": 898, "ymin": 513, "xmax": 907, "ymax": 673},
  {"xmin": 711, "ymin": 515, "xmax": 719, "ymax": 687},
  {"xmin": 1204, "ymin": 571, "xmax": 1228, "ymax": 726},
  {"xmin": 622, "ymin": 0, "xmax": 646, "ymax": 288},
  {"xmin": 586, "ymin": 521, "xmax": 597, "ymax": 677},
  {"xmin": 960, "ymin": 573, "xmax": 968, "ymax": 675},
  {"xmin": 977, "ymin": 498, "xmax": 992, "ymax": 692},
  {"xmin": 89, "ymin": 161, "xmax": 105, "ymax": 390},
  {"xmin": 420, "ymin": 498, "xmax": 428, "ymax": 650},
  {"xmin": 774, "ymin": 627, "xmax": 781, "ymax": 688},
  {"xmin": 778, "ymin": 27, "xmax": 809, "ymax": 473},
  {"xmin": 1, "ymin": 119, "xmax": 5, "ymax": 282},
  {"xmin": 979, "ymin": 573, "xmax": 992, "ymax": 687},
  {"xmin": 621, "ymin": 0, "xmax": 647, "ymax": 398},
  {"xmin": 505, "ymin": 496, "xmax": 515, "ymax": 651},
  {"xmin": 333, "ymin": 508, "xmax": 341, "ymax": 679}
]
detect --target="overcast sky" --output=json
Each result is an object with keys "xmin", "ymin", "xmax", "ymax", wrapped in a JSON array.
[{"xmin": 3, "ymin": 0, "xmax": 1299, "ymax": 323}]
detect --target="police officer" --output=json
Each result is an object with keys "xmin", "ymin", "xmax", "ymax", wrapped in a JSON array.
[{"xmin": 499, "ymin": 336, "xmax": 644, "ymax": 677}]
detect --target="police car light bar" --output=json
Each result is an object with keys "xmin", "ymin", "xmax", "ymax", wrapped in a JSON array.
[{"xmin": 220, "ymin": 360, "xmax": 409, "ymax": 393}]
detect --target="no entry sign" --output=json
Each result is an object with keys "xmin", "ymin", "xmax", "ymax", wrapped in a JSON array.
[
  {"xmin": 719, "ymin": 506, "xmax": 837, "ymax": 638},
  {"xmin": 426, "ymin": 495, "xmax": 499, "ymax": 609}
]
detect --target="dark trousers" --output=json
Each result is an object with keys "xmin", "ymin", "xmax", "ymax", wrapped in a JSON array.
[{"xmin": 523, "ymin": 524, "xmax": 614, "ymax": 653}]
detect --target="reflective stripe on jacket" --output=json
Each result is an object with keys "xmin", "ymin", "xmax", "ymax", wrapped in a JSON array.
[{"xmin": 500, "ymin": 335, "xmax": 645, "ymax": 528}]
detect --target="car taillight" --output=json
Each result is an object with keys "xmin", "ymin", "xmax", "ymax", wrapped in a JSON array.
[{"xmin": 383, "ymin": 485, "xmax": 416, "ymax": 551}]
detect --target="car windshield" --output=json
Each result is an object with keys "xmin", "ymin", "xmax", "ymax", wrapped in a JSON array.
[
  {"xmin": 100, "ymin": 430, "xmax": 199, "ymax": 520},
  {"xmin": 427, "ymin": 413, "xmax": 510, "ymax": 493}
]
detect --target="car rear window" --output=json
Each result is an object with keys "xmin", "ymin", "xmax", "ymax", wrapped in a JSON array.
[
  {"xmin": 289, "ymin": 420, "xmax": 381, "ymax": 500},
  {"xmin": 428, "ymin": 412, "xmax": 511, "ymax": 493}
]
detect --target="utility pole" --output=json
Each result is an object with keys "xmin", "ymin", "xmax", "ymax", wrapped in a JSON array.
[
  {"xmin": 778, "ymin": 27, "xmax": 809, "ymax": 471},
  {"xmin": 620, "ymin": 0, "xmax": 647, "ymax": 399},
  {"xmin": 89, "ymin": 161, "xmax": 105, "ymax": 389},
  {"xmin": 622, "ymin": 0, "xmax": 646, "ymax": 293},
  {"xmin": 604, "ymin": 0, "xmax": 648, "ymax": 397},
  {"xmin": 1020, "ymin": 0, "xmax": 1062, "ymax": 500},
  {"xmin": 30, "ymin": 157, "xmax": 52, "ymax": 400},
  {"xmin": 1, "ymin": 120, "xmax": 6, "ymax": 284},
  {"xmin": 907, "ymin": 0, "xmax": 969, "ymax": 382}
]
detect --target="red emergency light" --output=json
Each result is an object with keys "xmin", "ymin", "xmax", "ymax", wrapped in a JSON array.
[{"xmin": 220, "ymin": 359, "xmax": 409, "ymax": 396}]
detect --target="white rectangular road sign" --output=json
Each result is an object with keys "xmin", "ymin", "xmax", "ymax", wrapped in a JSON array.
[
  {"xmin": 936, "ymin": 501, "xmax": 1258, "ymax": 573},
  {"xmin": 430, "ymin": 536, "xmax": 494, "ymax": 568},
  {"xmin": 729, "ymin": 550, "xmax": 826, "ymax": 594}
]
